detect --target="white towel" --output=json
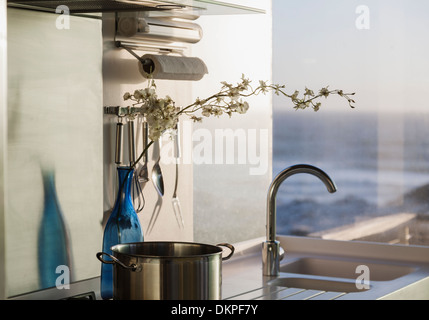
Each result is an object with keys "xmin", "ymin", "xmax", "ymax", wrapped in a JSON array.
[{"xmin": 139, "ymin": 54, "xmax": 208, "ymax": 81}]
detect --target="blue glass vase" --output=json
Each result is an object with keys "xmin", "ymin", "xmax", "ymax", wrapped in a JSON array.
[
  {"xmin": 100, "ymin": 167, "xmax": 144, "ymax": 300},
  {"xmin": 38, "ymin": 169, "xmax": 72, "ymax": 289}
]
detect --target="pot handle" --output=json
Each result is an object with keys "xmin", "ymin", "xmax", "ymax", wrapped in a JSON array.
[
  {"xmin": 96, "ymin": 252, "xmax": 141, "ymax": 272},
  {"xmin": 217, "ymin": 243, "xmax": 235, "ymax": 261}
]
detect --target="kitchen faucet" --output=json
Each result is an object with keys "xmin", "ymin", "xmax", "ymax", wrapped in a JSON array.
[{"xmin": 262, "ymin": 164, "xmax": 337, "ymax": 276}]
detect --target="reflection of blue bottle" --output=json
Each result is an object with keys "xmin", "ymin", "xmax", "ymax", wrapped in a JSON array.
[
  {"xmin": 101, "ymin": 167, "xmax": 144, "ymax": 300},
  {"xmin": 38, "ymin": 169, "xmax": 72, "ymax": 289}
]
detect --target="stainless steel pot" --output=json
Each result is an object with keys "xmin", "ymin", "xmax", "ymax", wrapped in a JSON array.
[{"xmin": 96, "ymin": 242, "xmax": 234, "ymax": 300}]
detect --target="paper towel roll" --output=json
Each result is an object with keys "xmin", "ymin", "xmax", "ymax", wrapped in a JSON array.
[{"xmin": 139, "ymin": 54, "xmax": 208, "ymax": 81}]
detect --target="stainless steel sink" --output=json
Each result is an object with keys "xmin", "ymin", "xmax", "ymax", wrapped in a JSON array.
[
  {"xmin": 269, "ymin": 277, "xmax": 368, "ymax": 293},
  {"xmin": 264, "ymin": 257, "xmax": 418, "ymax": 295},
  {"xmin": 280, "ymin": 257, "xmax": 416, "ymax": 281},
  {"xmin": 222, "ymin": 236, "xmax": 429, "ymax": 300}
]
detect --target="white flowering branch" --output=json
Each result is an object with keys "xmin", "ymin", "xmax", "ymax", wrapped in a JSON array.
[{"xmin": 123, "ymin": 75, "xmax": 355, "ymax": 168}]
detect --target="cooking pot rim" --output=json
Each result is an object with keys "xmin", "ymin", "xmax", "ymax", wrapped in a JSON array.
[{"xmin": 110, "ymin": 241, "xmax": 234, "ymax": 260}]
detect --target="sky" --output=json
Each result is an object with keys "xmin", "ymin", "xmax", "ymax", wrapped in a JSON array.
[{"xmin": 272, "ymin": 0, "xmax": 429, "ymax": 113}]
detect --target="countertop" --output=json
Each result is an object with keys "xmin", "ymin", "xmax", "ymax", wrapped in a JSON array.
[
  {"xmin": 10, "ymin": 236, "xmax": 429, "ymax": 300},
  {"xmin": 221, "ymin": 236, "xmax": 429, "ymax": 300}
]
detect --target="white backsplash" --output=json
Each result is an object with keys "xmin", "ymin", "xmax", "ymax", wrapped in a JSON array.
[{"xmin": 5, "ymin": 8, "xmax": 103, "ymax": 297}]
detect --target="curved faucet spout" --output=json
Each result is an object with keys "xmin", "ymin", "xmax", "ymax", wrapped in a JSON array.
[
  {"xmin": 263, "ymin": 164, "xmax": 337, "ymax": 276},
  {"xmin": 267, "ymin": 164, "xmax": 337, "ymax": 242}
]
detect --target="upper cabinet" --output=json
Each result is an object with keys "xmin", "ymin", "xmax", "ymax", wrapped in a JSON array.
[{"xmin": 7, "ymin": 0, "xmax": 266, "ymax": 15}]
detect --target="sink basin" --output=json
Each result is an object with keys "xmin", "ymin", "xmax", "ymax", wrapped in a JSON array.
[
  {"xmin": 269, "ymin": 277, "xmax": 369, "ymax": 293},
  {"xmin": 280, "ymin": 257, "xmax": 416, "ymax": 281},
  {"xmin": 221, "ymin": 236, "xmax": 429, "ymax": 300}
]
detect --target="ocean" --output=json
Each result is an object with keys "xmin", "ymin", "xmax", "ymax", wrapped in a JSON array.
[{"xmin": 273, "ymin": 110, "xmax": 429, "ymax": 235}]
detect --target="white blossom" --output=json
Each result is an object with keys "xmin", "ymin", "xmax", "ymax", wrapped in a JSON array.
[{"xmin": 124, "ymin": 75, "xmax": 355, "ymax": 167}]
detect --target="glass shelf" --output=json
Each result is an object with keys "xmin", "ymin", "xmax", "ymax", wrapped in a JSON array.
[{"xmin": 7, "ymin": 0, "xmax": 265, "ymax": 15}]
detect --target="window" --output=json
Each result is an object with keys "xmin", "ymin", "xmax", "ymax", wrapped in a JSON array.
[{"xmin": 273, "ymin": 0, "xmax": 429, "ymax": 246}]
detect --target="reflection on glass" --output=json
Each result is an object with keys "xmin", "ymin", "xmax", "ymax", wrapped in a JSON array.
[
  {"xmin": 37, "ymin": 168, "xmax": 72, "ymax": 289},
  {"xmin": 7, "ymin": 9, "xmax": 103, "ymax": 296}
]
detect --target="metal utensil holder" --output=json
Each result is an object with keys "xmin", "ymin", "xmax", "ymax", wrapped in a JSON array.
[{"xmin": 104, "ymin": 106, "xmax": 145, "ymax": 118}]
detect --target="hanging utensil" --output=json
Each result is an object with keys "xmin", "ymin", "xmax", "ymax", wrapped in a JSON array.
[
  {"xmin": 115, "ymin": 119, "xmax": 124, "ymax": 165},
  {"xmin": 147, "ymin": 137, "xmax": 164, "ymax": 234},
  {"xmin": 172, "ymin": 123, "xmax": 184, "ymax": 229},
  {"xmin": 137, "ymin": 120, "xmax": 149, "ymax": 184},
  {"xmin": 151, "ymin": 139, "xmax": 164, "ymax": 197},
  {"xmin": 128, "ymin": 118, "xmax": 144, "ymax": 213},
  {"xmin": 128, "ymin": 118, "xmax": 136, "ymax": 166}
]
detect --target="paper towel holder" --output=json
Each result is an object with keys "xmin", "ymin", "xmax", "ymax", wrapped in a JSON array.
[
  {"xmin": 116, "ymin": 41, "xmax": 208, "ymax": 81},
  {"xmin": 116, "ymin": 41, "xmax": 156, "ymax": 71}
]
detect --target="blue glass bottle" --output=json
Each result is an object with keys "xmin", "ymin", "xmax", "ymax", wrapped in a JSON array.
[
  {"xmin": 38, "ymin": 168, "xmax": 72, "ymax": 289},
  {"xmin": 101, "ymin": 167, "xmax": 144, "ymax": 300}
]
